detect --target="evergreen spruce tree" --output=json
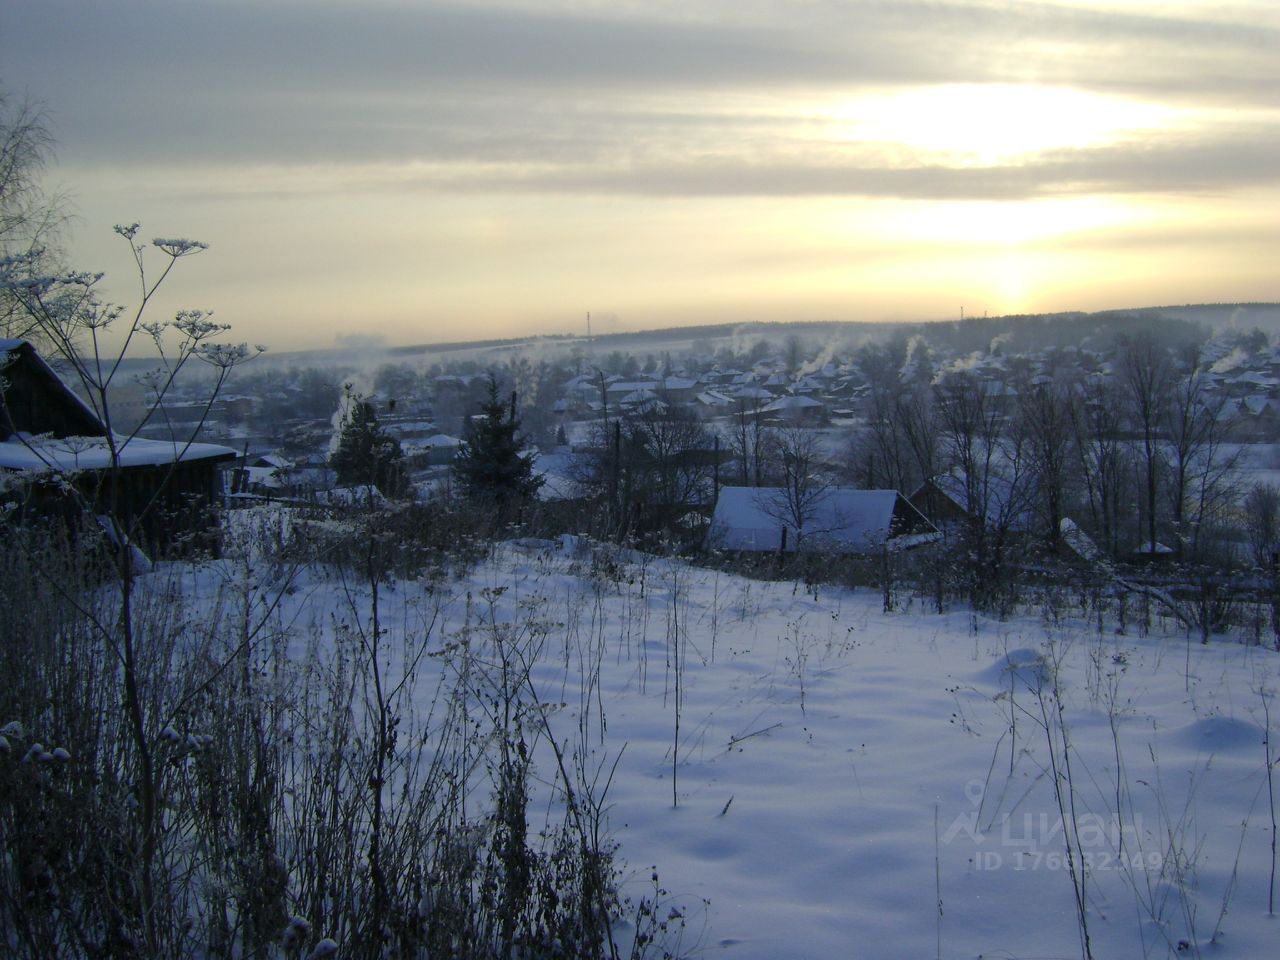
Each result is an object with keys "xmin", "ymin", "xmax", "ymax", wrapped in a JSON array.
[
  {"xmin": 452, "ymin": 373, "xmax": 543, "ymax": 513},
  {"xmin": 330, "ymin": 390, "xmax": 407, "ymax": 497}
]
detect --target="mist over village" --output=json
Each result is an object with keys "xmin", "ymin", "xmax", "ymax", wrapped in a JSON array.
[{"xmin": 3, "ymin": 2, "xmax": 1280, "ymax": 959}]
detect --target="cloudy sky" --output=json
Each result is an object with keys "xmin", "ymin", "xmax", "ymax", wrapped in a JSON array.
[{"xmin": 3, "ymin": 0, "xmax": 1277, "ymax": 351}]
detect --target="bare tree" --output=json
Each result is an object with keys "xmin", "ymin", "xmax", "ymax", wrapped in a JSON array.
[
  {"xmin": 1163, "ymin": 345, "xmax": 1237, "ymax": 561},
  {"xmin": 1244, "ymin": 483, "xmax": 1280, "ymax": 570},
  {"xmin": 728, "ymin": 393, "xmax": 769, "ymax": 486},
  {"xmin": 933, "ymin": 369, "xmax": 1031, "ymax": 611},
  {"xmin": 580, "ymin": 402, "xmax": 716, "ymax": 542},
  {"xmin": 1015, "ymin": 376, "xmax": 1076, "ymax": 551},
  {"xmin": 1068, "ymin": 372, "xmax": 1131, "ymax": 559},
  {"xmin": 1, "ymin": 88, "xmax": 69, "ymax": 340},
  {"xmin": 761, "ymin": 426, "xmax": 832, "ymax": 551},
  {"xmin": 848, "ymin": 340, "xmax": 938, "ymax": 495},
  {"xmin": 1243, "ymin": 482, "xmax": 1280, "ymax": 649},
  {"xmin": 1118, "ymin": 333, "xmax": 1175, "ymax": 552}
]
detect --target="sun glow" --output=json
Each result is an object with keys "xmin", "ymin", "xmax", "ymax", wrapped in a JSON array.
[
  {"xmin": 886, "ymin": 195, "xmax": 1139, "ymax": 246},
  {"xmin": 828, "ymin": 84, "xmax": 1178, "ymax": 164}
]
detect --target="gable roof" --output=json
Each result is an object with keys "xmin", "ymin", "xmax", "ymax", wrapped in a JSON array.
[
  {"xmin": 761, "ymin": 394, "xmax": 825, "ymax": 413},
  {"xmin": 912, "ymin": 472, "xmax": 1036, "ymax": 532},
  {"xmin": 709, "ymin": 486, "xmax": 938, "ymax": 554}
]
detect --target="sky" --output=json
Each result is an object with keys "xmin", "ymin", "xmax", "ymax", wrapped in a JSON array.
[{"xmin": 2, "ymin": 0, "xmax": 1278, "ymax": 353}]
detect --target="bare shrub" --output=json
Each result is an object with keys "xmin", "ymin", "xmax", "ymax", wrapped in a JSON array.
[{"xmin": 0, "ymin": 517, "xmax": 683, "ymax": 959}]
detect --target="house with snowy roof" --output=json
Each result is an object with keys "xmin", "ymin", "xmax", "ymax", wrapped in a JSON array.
[
  {"xmin": 605, "ymin": 380, "xmax": 661, "ymax": 401},
  {"xmin": 760, "ymin": 394, "xmax": 827, "ymax": 424},
  {"xmin": 403, "ymin": 433, "xmax": 463, "ymax": 466},
  {"xmin": 708, "ymin": 486, "xmax": 938, "ymax": 555},
  {"xmin": 908, "ymin": 471, "xmax": 1037, "ymax": 536},
  {"xmin": 1241, "ymin": 396, "xmax": 1280, "ymax": 439},
  {"xmin": 0, "ymin": 339, "xmax": 237, "ymax": 556},
  {"xmin": 731, "ymin": 385, "xmax": 774, "ymax": 403},
  {"xmin": 659, "ymin": 376, "xmax": 702, "ymax": 403}
]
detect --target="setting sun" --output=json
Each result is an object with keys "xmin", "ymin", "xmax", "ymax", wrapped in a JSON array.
[{"xmin": 2, "ymin": 0, "xmax": 1275, "ymax": 348}]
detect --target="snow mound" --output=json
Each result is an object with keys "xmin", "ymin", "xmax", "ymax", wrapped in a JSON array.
[
  {"xmin": 973, "ymin": 647, "xmax": 1050, "ymax": 691},
  {"xmin": 1172, "ymin": 715, "xmax": 1265, "ymax": 755}
]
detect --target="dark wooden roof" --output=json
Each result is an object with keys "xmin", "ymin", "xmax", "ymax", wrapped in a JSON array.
[{"xmin": 0, "ymin": 339, "xmax": 105, "ymax": 441}]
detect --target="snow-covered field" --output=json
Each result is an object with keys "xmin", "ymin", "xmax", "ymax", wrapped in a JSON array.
[{"xmin": 194, "ymin": 529, "xmax": 1280, "ymax": 959}]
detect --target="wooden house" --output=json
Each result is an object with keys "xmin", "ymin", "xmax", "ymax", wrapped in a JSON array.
[{"xmin": 0, "ymin": 339, "xmax": 237, "ymax": 557}]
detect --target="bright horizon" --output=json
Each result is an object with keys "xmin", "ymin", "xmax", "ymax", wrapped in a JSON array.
[{"xmin": 2, "ymin": 0, "xmax": 1277, "ymax": 353}]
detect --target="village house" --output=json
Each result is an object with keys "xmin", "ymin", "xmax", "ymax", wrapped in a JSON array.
[
  {"xmin": 0, "ymin": 339, "xmax": 237, "ymax": 556},
  {"xmin": 708, "ymin": 486, "xmax": 938, "ymax": 555}
]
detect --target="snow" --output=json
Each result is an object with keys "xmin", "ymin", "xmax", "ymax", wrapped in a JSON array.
[{"xmin": 151, "ymin": 531, "xmax": 1280, "ymax": 958}]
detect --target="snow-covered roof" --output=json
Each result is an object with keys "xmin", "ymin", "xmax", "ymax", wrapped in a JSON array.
[
  {"xmin": 619, "ymin": 388, "xmax": 659, "ymax": 404},
  {"xmin": 531, "ymin": 451, "xmax": 581, "ymax": 501},
  {"xmin": 1242, "ymin": 396, "xmax": 1280, "ymax": 416},
  {"xmin": 917, "ymin": 472, "xmax": 1036, "ymax": 531},
  {"xmin": 709, "ymin": 486, "xmax": 936, "ymax": 554},
  {"xmin": 620, "ymin": 392, "xmax": 667, "ymax": 414},
  {"xmin": 420, "ymin": 433, "xmax": 462, "ymax": 447},
  {"xmin": 1059, "ymin": 517, "xmax": 1104, "ymax": 564},
  {"xmin": 696, "ymin": 390, "xmax": 734, "ymax": 407},
  {"xmin": 762, "ymin": 395, "xmax": 824, "ymax": 413},
  {"xmin": 606, "ymin": 381, "xmax": 661, "ymax": 396},
  {"xmin": 0, "ymin": 434, "xmax": 237, "ymax": 474},
  {"xmin": 384, "ymin": 420, "xmax": 436, "ymax": 435},
  {"xmin": 663, "ymin": 376, "xmax": 700, "ymax": 391}
]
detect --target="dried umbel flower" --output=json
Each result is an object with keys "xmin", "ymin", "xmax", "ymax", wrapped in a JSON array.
[{"xmin": 152, "ymin": 237, "xmax": 209, "ymax": 258}]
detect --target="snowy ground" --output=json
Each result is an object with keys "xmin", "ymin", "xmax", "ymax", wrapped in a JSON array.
[{"xmin": 188, "ymin": 527, "xmax": 1280, "ymax": 959}]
